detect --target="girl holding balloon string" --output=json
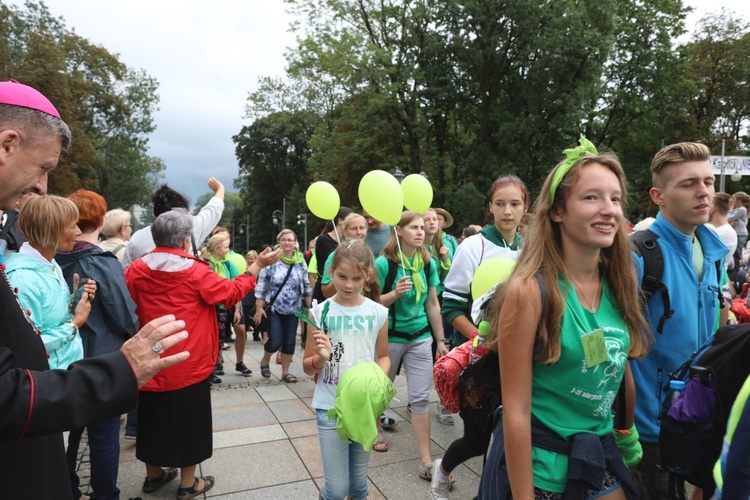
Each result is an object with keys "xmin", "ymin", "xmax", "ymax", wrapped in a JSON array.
[{"xmin": 374, "ymin": 210, "xmax": 449, "ymax": 480}]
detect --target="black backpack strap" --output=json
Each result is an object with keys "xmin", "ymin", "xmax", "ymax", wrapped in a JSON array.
[
  {"xmin": 383, "ymin": 259, "xmax": 400, "ymax": 332},
  {"xmin": 632, "ymin": 229, "xmax": 673, "ymax": 333}
]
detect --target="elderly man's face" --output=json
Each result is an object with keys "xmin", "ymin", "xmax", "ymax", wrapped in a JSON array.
[{"xmin": 0, "ymin": 129, "xmax": 61, "ymax": 211}]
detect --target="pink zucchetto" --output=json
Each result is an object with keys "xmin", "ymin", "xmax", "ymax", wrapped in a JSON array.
[{"xmin": 0, "ymin": 79, "xmax": 61, "ymax": 119}]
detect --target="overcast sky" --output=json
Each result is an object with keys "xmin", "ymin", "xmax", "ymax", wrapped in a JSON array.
[{"xmin": 5, "ymin": 0, "xmax": 749, "ymax": 204}]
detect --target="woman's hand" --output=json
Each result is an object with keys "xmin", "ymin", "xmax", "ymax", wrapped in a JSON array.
[
  {"xmin": 435, "ymin": 340, "xmax": 449, "ymax": 358},
  {"xmin": 439, "ymin": 246, "xmax": 450, "ymax": 261},
  {"xmin": 233, "ymin": 309, "xmax": 242, "ymax": 325},
  {"xmin": 72, "ymin": 289, "xmax": 92, "ymax": 328},
  {"xmin": 253, "ymin": 306, "xmax": 266, "ymax": 326},
  {"xmin": 394, "ymin": 276, "xmax": 412, "ymax": 297}
]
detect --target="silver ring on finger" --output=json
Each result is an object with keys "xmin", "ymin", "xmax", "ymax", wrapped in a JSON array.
[{"xmin": 151, "ymin": 342, "xmax": 164, "ymax": 353}]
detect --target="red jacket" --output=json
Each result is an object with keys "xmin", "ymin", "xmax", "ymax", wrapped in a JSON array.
[{"xmin": 125, "ymin": 247, "xmax": 255, "ymax": 392}]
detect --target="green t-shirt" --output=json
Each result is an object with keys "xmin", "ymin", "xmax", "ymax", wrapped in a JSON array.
[
  {"xmin": 374, "ymin": 254, "xmax": 439, "ymax": 343},
  {"xmin": 530, "ymin": 276, "xmax": 630, "ymax": 493},
  {"xmin": 308, "ymin": 251, "xmax": 318, "ymax": 275},
  {"xmin": 321, "ymin": 251, "xmax": 335, "ymax": 285}
]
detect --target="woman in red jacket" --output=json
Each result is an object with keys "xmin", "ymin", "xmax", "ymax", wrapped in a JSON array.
[{"xmin": 125, "ymin": 209, "xmax": 279, "ymax": 499}]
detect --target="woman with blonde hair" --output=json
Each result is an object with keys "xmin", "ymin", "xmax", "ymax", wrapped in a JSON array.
[
  {"xmin": 99, "ymin": 208, "xmax": 132, "ymax": 262},
  {"xmin": 320, "ymin": 212, "xmax": 369, "ymax": 298},
  {"xmin": 204, "ymin": 232, "xmax": 245, "ymax": 382},
  {"xmin": 478, "ymin": 139, "xmax": 650, "ymax": 499},
  {"xmin": 6, "ymin": 194, "xmax": 96, "ymax": 370}
]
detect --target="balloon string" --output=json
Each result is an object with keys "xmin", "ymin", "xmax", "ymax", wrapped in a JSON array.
[
  {"xmin": 394, "ymin": 227, "xmax": 406, "ymax": 276},
  {"xmin": 332, "ymin": 223, "xmax": 340, "ymax": 244}
]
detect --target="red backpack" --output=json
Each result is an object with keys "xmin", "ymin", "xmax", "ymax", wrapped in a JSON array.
[{"xmin": 433, "ymin": 340, "xmax": 473, "ymax": 413}]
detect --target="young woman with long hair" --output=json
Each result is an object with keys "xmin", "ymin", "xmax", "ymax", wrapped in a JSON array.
[{"xmin": 479, "ymin": 140, "xmax": 651, "ymax": 499}]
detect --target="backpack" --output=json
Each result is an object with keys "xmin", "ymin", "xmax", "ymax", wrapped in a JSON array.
[
  {"xmin": 459, "ymin": 347, "xmax": 501, "ymax": 430},
  {"xmin": 631, "ymin": 229, "xmax": 723, "ymax": 333},
  {"xmin": 433, "ymin": 340, "xmax": 473, "ymax": 413},
  {"xmin": 659, "ymin": 323, "xmax": 750, "ymax": 497}
]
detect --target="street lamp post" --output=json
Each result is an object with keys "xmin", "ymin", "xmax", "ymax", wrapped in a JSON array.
[
  {"xmin": 238, "ymin": 223, "xmax": 248, "ymax": 254},
  {"xmin": 297, "ymin": 213, "xmax": 308, "ymax": 249},
  {"xmin": 272, "ymin": 210, "xmax": 283, "ymax": 241},
  {"xmin": 394, "ymin": 167, "xmax": 404, "ymax": 184}
]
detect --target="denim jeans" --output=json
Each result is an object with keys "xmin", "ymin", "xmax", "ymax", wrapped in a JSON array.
[
  {"xmin": 66, "ymin": 415, "xmax": 121, "ymax": 500},
  {"xmin": 316, "ymin": 409, "xmax": 370, "ymax": 500},
  {"xmin": 264, "ymin": 312, "xmax": 298, "ymax": 355},
  {"xmin": 125, "ymin": 407, "xmax": 138, "ymax": 437}
]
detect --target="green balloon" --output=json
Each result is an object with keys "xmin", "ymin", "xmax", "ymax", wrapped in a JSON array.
[
  {"xmin": 358, "ymin": 170, "xmax": 403, "ymax": 226},
  {"xmin": 471, "ymin": 256, "xmax": 516, "ymax": 299},
  {"xmin": 306, "ymin": 182, "xmax": 340, "ymax": 220},
  {"xmin": 401, "ymin": 174, "xmax": 433, "ymax": 214}
]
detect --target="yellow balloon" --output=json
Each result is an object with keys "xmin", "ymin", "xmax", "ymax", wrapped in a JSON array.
[
  {"xmin": 401, "ymin": 174, "xmax": 433, "ymax": 214},
  {"xmin": 471, "ymin": 256, "xmax": 516, "ymax": 299},
  {"xmin": 358, "ymin": 170, "xmax": 404, "ymax": 226},
  {"xmin": 306, "ymin": 182, "xmax": 340, "ymax": 220}
]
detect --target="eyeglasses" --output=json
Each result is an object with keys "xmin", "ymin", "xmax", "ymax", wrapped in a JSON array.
[
  {"xmin": 279, "ymin": 238, "xmax": 296, "ymax": 243},
  {"xmin": 122, "ymin": 224, "xmax": 132, "ymax": 229}
]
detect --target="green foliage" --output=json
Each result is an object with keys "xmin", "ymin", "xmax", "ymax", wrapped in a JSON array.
[
  {"xmin": 238, "ymin": 0, "xmax": 749, "ymax": 225},
  {"xmin": 233, "ymin": 110, "xmax": 318, "ymax": 247},
  {"xmin": 0, "ymin": 1, "xmax": 164, "ymax": 209}
]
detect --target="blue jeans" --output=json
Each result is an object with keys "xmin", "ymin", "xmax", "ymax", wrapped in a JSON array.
[
  {"xmin": 264, "ymin": 312, "xmax": 298, "ymax": 355},
  {"xmin": 125, "ymin": 407, "xmax": 138, "ymax": 437},
  {"xmin": 316, "ymin": 410, "xmax": 370, "ymax": 500},
  {"xmin": 66, "ymin": 415, "xmax": 121, "ymax": 500}
]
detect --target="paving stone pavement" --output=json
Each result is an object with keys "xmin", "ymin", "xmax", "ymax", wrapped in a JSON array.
[{"xmin": 70, "ymin": 335, "xmax": 486, "ymax": 499}]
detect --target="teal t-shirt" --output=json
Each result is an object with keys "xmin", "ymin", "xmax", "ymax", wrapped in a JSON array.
[
  {"xmin": 321, "ymin": 251, "xmax": 335, "ymax": 285},
  {"xmin": 374, "ymin": 254, "xmax": 439, "ymax": 343},
  {"xmin": 530, "ymin": 276, "xmax": 630, "ymax": 493}
]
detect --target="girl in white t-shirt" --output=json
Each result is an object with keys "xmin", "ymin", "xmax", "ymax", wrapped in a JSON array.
[{"xmin": 303, "ymin": 240, "xmax": 390, "ymax": 500}]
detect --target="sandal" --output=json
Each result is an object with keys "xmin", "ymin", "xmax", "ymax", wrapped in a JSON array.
[
  {"xmin": 418, "ymin": 463, "xmax": 456, "ymax": 484},
  {"xmin": 260, "ymin": 365, "xmax": 271, "ymax": 378},
  {"xmin": 418, "ymin": 463, "xmax": 434, "ymax": 481},
  {"xmin": 373, "ymin": 432, "xmax": 388, "ymax": 452},
  {"xmin": 282, "ymin": 373, "xmax": 297, "ymax": 383},
  {"xmin": 176, "ymin": 476, "xmax": 215, "ymax": 500},
  {"xmin": 235, "ymin": 362, "xmax": 252, "ymax": 376},
  {"xmin": 142, "ymin": 467, "xmax": 177, "ymax": 493},
  {"xmin": 214, "ymin": 364, "xmax": 224, "ymax": 376}
]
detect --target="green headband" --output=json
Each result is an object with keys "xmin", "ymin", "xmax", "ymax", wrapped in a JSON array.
[{"xmin": 549, "ymin": 137, "xmax": 598, "ymax": 203}]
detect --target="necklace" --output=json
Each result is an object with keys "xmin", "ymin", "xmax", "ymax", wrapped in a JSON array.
[{"xmin": 569, "ymin": 267, "xmax": 600, "ymax": 313}]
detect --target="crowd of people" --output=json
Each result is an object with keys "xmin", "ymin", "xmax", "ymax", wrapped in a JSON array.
[{"xmin": 3, "ymin": 80, "xmax": 750, "ymax": 500}]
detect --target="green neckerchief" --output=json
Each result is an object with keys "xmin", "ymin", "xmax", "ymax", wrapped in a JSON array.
[
  {"xmin": 207, "ymin": 254, "xmax": 230, "ymax": 279},
  {"xmin": 479, "ymin": 224, "xmax": 522, "ymax": 250},
  {"xmin": 399, "ymin": 251, "xmax": 426, "ymax": 303},
  {"xmin": 280, "ymin": 250, "xmax": 305, "ymax": 265}
]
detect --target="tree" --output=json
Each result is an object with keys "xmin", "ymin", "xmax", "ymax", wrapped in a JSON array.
[
  {"xmin": 0, "ymin": 1, "xmax": 164, "ymax": 209},
  {"xmin": 233, "ymin": 110, "xmax": 318, "ymax": 246},
  {"xmin": 244, "ymin": 0, "xmax": 747, "ymax": 225},
  {"xmin": 684, "ymin": 10, "xmax": 750, "ymax": 153}
]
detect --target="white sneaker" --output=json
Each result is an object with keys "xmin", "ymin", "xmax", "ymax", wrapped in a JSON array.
[{"xmin": 430, "ymin": 459, "xmax": 450, "ymax": 499}]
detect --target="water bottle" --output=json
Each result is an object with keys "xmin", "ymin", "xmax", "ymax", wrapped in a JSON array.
[
  {"xmin": 662, "ymin": 379, "xmax": 685, "ymax": 419},
  {"xmin": 469, "ymin": 320, "xmax": 490, "ymax": 364}
]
